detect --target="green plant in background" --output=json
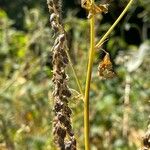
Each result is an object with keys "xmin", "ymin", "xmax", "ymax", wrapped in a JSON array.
[
  {"xmin": 0, "ymin": 8, "xmax": 54, "ymax": 150},
  {"xmin": 0, "ymin": 0, "xmax": 150, "ymax": 149}
]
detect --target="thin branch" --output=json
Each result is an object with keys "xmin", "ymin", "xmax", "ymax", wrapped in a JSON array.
[
  {"xmin": 65, "ymin": 49, "xmax": 84, "ymax": 99},
  {"xmin": 95, "ymin": 0, "xmax": 134, "ymax": 49},
  {"xmin": 123, "ymin": 74, "xmax": 131, "ymax": 137}
]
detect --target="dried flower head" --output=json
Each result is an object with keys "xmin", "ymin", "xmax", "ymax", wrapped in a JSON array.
[
  {"xmin": 98, "ymin": 50, "xmax": 116, "ymax": 80},
  {"xmin": 81, "ymin": 0, "xmax": 109, "ymax": 18}
]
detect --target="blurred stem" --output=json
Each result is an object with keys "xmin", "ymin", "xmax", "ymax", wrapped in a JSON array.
[
  {"xmin": 123, "ymin": 74, "xmax": 131, "ymax": 137},
  {"xmin": 84, "ymin": 2, "xmax": 95, "ymax": 150},
  {"xmin": 65, "ymin": 50, "xmax": 84, "ymax": 99},
  {"xmin": 0, "ymin": 115, "xmax": 15, "ymax": 150},
  {"xmin": 95, "ymin": 0, "xmax": 134, "ymax": 49}
]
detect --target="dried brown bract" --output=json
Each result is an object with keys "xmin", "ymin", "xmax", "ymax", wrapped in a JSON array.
[
  {"xmin": 98, "ymin": 50, "xmax": 116, "ymax": 80},
  {"xmin": 81, "ymin": 0, "xmax": 109, "ymax": 18},
  {"xmin": 142, "ymin": 128, "xmax": 150, "ymax": 150}
]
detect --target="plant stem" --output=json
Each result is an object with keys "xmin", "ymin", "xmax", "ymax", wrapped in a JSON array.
[
  {"xmin": 84, "ymin": 5, "xmax": 95, "ymax": 150},
  {"xmin": 65, "ymin": 50, "xmax": 84, "ymax": 98},
  {"xmin": 95, "ymin": 0, "xmax": 134, "ymax": 49},
  {"xmin": 83, "ymin": 0, "xmax": 134, "ymax": 149},
  {"xmin": 123, "ymin": 74, "xmax": 131, "ymax": 137}
]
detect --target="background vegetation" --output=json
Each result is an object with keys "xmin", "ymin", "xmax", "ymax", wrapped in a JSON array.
[{"xmin": 0, "ymin": 0, "xmax": 150, "ymax": 149}]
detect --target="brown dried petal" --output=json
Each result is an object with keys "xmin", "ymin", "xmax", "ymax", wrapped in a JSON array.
[
  {"xmin": 58, "ymin": 113, "xmax": 66, "ymax": 122},
  {"xmin": 55, "ymin": 126, "xmax": 66, "ymax": 139},
  {"xmin": 143, "ymin": 130, "xmax": 150, "ymax": 148},
  {"xmin": 71, "ymin": 138, "xmax": 76, "ymax": 146},
  {"xmin": 62, "ymin": 89, "xmax": 71, "ymax": 98},
  {"xmin": 47, "ymin": 0, "xmax": 53, "ymax": 7},
  {"xmin": 54, "ymin": 101, "xmax": 64, "ymax": 112},
  {"xmin": 51, "ymin": 21, "xmax": 59, "ymax": 31},
  {"xmin": 50, "ymin": 13, "xmax": 58, "ymax": 22},
  {"xmin": 64, "ymin": 106, "xmax": 72, "ymax": 117},
  {"xmin": 59, "ymin": 34, "xmax": 65, "ymax": 43},
  {"xmin": 65, "ymin": 141, "xmax": 71, "ymax": 150},
  {"xmin": 67, "ymin": 128, "xmax": 74, "ymax": 137},
  {"xmin": 57, "ymin": 138, "xmax": 65, "ymax": 150},
  {"xmin": 60, "ymin": 96, "xmax": 68, "ymax": 103}
]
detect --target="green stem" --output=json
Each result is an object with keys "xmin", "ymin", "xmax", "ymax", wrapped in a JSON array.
[
  {"xmin": 95, "ymin": 0, "xmax": 134, "ymax": 49},
  {"xmin": 65, "ymin": 50, "xmax": 84, "ymax": 98},
  {"xmin": 83, "ymin": 1, "xmax": 134, "ymax": 149},
  {"xmin": 84, "ymin": 9, "xmax": 95, "ymax": 150}
]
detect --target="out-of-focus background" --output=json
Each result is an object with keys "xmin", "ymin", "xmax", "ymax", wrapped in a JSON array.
[{"xmin": 0, "ymin": 0, "xmax": 150, "ymax": 149}]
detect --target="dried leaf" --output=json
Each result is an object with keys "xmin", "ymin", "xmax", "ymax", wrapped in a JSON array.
[
  {"xmin": 98, "ymin": 52, "xmax": 116, "ymax": 80},
  {"xmin": 81, "ymin": 0, "xmax": 109, "ymax": 18}
]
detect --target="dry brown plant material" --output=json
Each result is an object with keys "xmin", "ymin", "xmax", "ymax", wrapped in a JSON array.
[
  {"xmin": 47, "ymin": 0, "xmax": 76, "ymax": 149},
  {"xmin": 142, "ymin": 126, "xmax": 150, "ymax": 150}
]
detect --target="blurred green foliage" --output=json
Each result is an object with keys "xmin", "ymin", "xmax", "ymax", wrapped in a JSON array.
[{"xmin": 0, "ymin": 0, "xmax": 150, "ymax": 149}]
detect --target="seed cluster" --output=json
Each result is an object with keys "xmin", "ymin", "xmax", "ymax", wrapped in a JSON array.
[{"xmin": 47, "ymin": 0, "xmax": 76, "ymax": 149}]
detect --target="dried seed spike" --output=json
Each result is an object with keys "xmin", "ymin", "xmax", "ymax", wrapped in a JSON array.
[{"xmin": 47, "ymin": 0, "xmax": 76, "ymax": 149}]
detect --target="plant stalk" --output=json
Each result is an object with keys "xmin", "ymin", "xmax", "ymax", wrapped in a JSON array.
[
  {"xmin": 123, "ymin": 74, "xmax": 131, "ymax": 137},
  {"xmin": 65, "ymin": 50, "xmax": 84, "ymax": 98},
  {"xmin": 95, "ymin": 0, "xmax": 134, "ymax": 49},
  {"xmin": 84, "ymin": 7, "xmax": 95, "ymax": 150},
  {"xmin": 83, "ymin": 0, "xmax": 134, "ymax": 149}
]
